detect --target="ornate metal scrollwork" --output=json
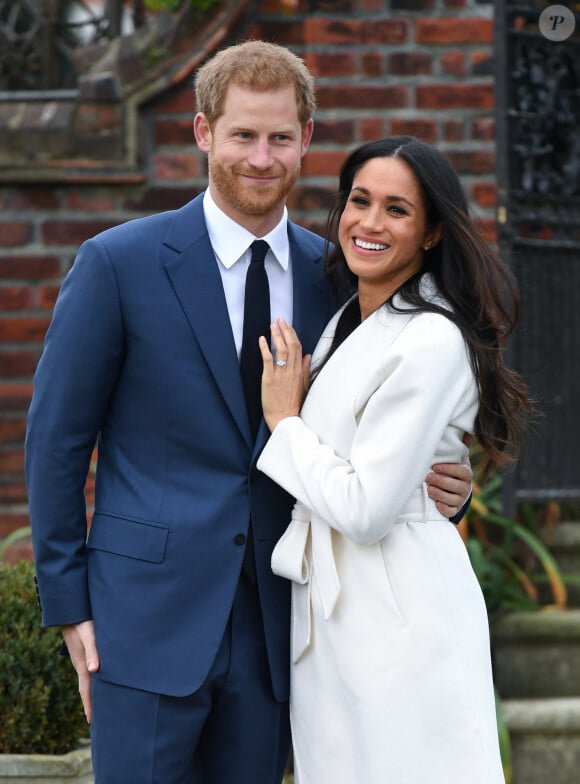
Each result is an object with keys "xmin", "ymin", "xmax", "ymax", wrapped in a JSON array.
[
  {"xmin": 0, "ymin": 1, "xmax": 145, "ymax": 91},
  {"xmin": 502, "ymin": 1, "xmax": 580, "ymax": 245}
]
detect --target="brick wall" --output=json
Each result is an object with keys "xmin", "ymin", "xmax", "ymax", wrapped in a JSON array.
[{"xmin": 0, "ymin": 0, "xmax": 496, "ymax": 547}]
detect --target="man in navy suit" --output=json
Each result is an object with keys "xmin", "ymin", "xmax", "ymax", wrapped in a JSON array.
[{"xmin": 25, "ymin": 41, "xmax": 472, "ymax": 784}]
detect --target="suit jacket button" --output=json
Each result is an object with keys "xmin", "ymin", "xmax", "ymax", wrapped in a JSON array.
[{"xmin": 234, "ymin": 533, "xmax": 246, "ymax": 546}]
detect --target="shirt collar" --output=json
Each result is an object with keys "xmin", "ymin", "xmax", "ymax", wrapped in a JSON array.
[{"xmin": 203, "ymin": 189, "xmax": 289, "ymax": 270}]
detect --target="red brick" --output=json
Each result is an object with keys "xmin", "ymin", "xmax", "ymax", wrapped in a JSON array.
[
  {"xmin": 390, "ymin": 119, "xmax": 438, "ymax": 143},
  {"xmin": 153, "ymin": 152, "xmax": 200, "ymax": 181},
  {"xmin": 363, "ymin": 20, "xmax": 408, "ymax": 45},
  {"xmin": 388, "ymin": 52, "xmax": 432, "ymax": 76},
  {"xmin": 1, "ymin": 539, "xmax": 34, "ymax": 564},
  {"xmin": 38, "ymin": 284, "xmax": 61, "ymax": 309},
  {"xmin": 443, "ymin": 120, "xmax": 465, "ymax": 141},
  {"xmin": 304, "ymin": 18, "xmax": 362, "ymax": 44},
  {"xmin": 0, "ymin": 448, "xmax": 24, "ymax": 474},
  {"xmin": 317, "ymin": 85, "xmax": 408, "ymax": 110},
  {"xmin": 155, "ymin": 118, "xmax": 195, "ymax": 146},
  {"xmin": 0, "ymin": 481, "xmax": 28, "ymax": 503},
  {"xmin": 312, "ymin": 120, "xmax": 355, "ymax": 145},
  {"xmin": 301, "ymin": 150, "xmax": 349, "ymax": 177},
  {"xmin": 416, "ymin": 84, "xmax": 494, "ymax": 110},
  {"xmin": 441, "ymin": 52, "xmax": 466, "ymax": 77},
  {"xmin": 469, "ymin": 49, "xmax": 493, "ymax": 71},
  {"xmin": 361, "ymin": 51, "xmax": 385, "ymax": 78},
  {"xmin": 0, "ymin": 317, "xmax": 51, "ymax": 342},
  {"xmin": 416, "ymin": 18, "xmax": 493, "ymax": 45},
  {"xmin": 0, "ymin": 222, "xmax": 31, "ymax": 247},
  {"xmin": 7, "ymin": 189, "xmax": 60, "ymax": 210},
  {"xmin": 304, "ymin": 52, "xmax": 357, "ymax": 78},
  {"xmin": 0, "ymin": 286, "xmax": 34, "ymax": 310},
  {"xmin": 477, "ymin": 218, "xmax": 497, "ymax": 243},
  {"xmin": 391, "ymin": 0, "xmax": 434, "ymax": 8},
  {"xmin": 360, "ymin": 117, "xmax": 387, "ymax": 141},
  {"xmin": 445, "ymin": 150, "xmax": 495, "ymax": 175},
  {"xmin": 0, "ymin": 256, "xmax": 61, "ymax": 280},
  {"xmin": 0, "ymin": 514, "xmax": 31, "ymax": 539},
  {"xmin": 0, "ymin": 349, "xmax": 39, "ymax": 377},
  {"xmin": 0, "ymin": 384, "xmax": 33, "ymax": 411},
  {"xmin": 0, "ymin": 416, "xmax": 26, "ymax": 443},
  {"xmin": 41, "ymin": 220, "xmax": 115, "ymax": 247},
  {"xmin": 124, "ymin": 187, "xmax": 198, "ymax": 212},
  {"xmin": 256, "ymin": 20, "xmax": 305, "ymax": 47},
  {"xmin": 287, "ymin": 186, "xmax": 334, "ymax": 213},
  {"xmin": 153, "ymin": 85, "xmax": 195, "ymax": 114},
  {"xmin": 66, "ymin": 191, "xmax": 118, "ymax": 211},
  {"xmin": 471, "ymin": 117, "xmax": 495, "ymax": 141},
  {"xmin": 472, "ymin": 182, "xmax": 497, "ymax": 208}
]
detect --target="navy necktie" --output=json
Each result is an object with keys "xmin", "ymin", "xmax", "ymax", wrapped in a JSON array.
[
  {"xmin": 239, "ymin": 240, "xmax": 270, "ymax": 583},
  {"xmin": 240, "ymin": 240, "xmax": 271, "ymax": 440}
]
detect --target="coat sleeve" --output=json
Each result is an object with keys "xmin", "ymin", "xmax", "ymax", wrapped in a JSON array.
[
  {"xmin": 25, "ymin": 237, "xmax": 125, "ymax": 626},
  {"xmin": 257, "ymin": 314, "xmax": 478, "ymax": 545}
]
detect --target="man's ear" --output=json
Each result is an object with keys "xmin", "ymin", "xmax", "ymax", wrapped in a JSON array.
[
  {"xmin": 300, "ymin": 119, "xmax": 314, "ymax": 158},
  {"xmin": 193, "ymin": 113, "xmax": 212, "ymax": 152}
]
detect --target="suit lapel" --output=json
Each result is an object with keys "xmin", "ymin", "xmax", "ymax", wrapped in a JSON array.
[
  {"xmin": 289, "ymin": 224, "xmax": 333, "ymax": 355},
  {"xmin": 162, "ymin": 196, "xmax": 251, "ymax": 446}
]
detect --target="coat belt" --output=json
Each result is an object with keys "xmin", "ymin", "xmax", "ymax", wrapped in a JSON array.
[{"xmin": 271, "ymin": 485, "xmax": 448, "ymax": 662}]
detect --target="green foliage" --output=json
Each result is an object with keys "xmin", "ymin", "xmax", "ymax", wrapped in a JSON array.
[
  {"xmin": 0, "ymin": 561, "xmax": 87, "ymax": 754},
  {"xmin": 494, "ymin": 686, "xmax": 512, "ymax": 784},
  {"xmin": 144, "ymin": 0, "xmax": 222, "ymax": 11},
  {"xmin": 464, "ymin": 458, "xmax": 567, "ymax": 618}
]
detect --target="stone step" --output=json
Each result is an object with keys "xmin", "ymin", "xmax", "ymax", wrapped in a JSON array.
[
  {"xmin": 492, "ymin": 609, "xmax": 580, "ymax": 698},
  {"xmin": 543, "ymin": 521, "xmax": 580, "ymax": 607},
  {"xmin": 502, "ymin": 697, "xmax": 580, "ymax": 784}
]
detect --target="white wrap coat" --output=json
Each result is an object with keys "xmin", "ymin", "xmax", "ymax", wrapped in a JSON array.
[{"xmin": 257, "ymin": 277, "xmax": 505, "ymax": 784}]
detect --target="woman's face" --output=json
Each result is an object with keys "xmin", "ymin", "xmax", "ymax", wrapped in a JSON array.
[{"xmin": 338, "ymin": 156, "xmax": 438, "ymax": 303}]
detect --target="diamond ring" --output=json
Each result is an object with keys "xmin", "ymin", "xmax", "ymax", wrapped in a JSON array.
[{"xmin": 275, "ymin": 359, "xmax": 287, "ymax": 367}]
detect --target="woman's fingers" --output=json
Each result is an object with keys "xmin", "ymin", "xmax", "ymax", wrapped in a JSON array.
[{"xmin": 273, "ymin": 318, "xmax": 302, "ymax": 366}]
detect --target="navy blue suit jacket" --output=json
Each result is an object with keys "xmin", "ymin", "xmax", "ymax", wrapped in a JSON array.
[{"xmin": 25, "ymin": 194, "xmax": 336, "ymax": 701}]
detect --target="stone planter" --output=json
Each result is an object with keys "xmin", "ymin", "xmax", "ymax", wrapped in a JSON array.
[{"xmin": 0, "ymin": 743, "xmax": 93, "ymax": 784}]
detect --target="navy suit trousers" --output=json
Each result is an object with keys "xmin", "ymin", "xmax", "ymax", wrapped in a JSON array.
[{"xmin": 90, "ymin": 574, "xmax": 291, "ymax": 784}]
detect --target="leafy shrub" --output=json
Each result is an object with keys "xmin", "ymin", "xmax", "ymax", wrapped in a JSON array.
[
  {"xmin": 460, "ymin": 455, "xmax": 566, "ymax": 618},
  {"xmin": 0, "ymin": 560, "xmax": 87, "ymax": 754}
]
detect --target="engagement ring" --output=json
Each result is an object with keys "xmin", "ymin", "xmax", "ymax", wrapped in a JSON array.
[{"xmin": 275, "ymin": 359, "xmax": 287, "ymax": 367}]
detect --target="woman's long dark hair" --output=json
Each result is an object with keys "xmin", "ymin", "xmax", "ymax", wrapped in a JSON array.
[{"xmin": 321, "ymin": 136, "xmax": 534, "ymax": 482}]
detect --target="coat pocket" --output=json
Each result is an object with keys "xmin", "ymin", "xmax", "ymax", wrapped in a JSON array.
[
  {"xmin": 378, "ymin": 540, "xmax": 408, "ymax": 626},
  {"xmin": 87, "ymin": 512, "xmax": 169, "ymax": 563}
]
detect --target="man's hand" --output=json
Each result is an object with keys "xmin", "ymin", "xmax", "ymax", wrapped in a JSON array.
[
  {"xmin": 61, "ymin": 620, "xmax": 100, "ymax": 723},
  {"xmin": 426, "ymin": 454, "xmax": 473, "ymax": 518}
]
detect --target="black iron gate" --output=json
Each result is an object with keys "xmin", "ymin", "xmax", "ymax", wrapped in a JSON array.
[{"xmin": 494, "ymin": 0, "xmax": 580, "ymax": 503}]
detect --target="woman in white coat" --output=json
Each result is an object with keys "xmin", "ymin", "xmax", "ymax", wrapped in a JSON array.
[{"xmin": 257, "ymin": 137, "xmax": 534, "ymax": 784}]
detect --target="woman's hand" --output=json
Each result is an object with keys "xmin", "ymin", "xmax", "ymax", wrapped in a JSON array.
[{"xmin": 259, "ymin": 318, "xmax": 311, "ymax": 431}]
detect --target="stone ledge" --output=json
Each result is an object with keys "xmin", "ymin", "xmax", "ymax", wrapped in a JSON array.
[
  {"xmin": 0, "ymin": 0, "xmax": 252, "ymax": 183},
  {"xmin": 492, "ymin": 610, "xmax": 580, "ymax": 699},
  {"xmin": 503, "ymin": 698, "xmax": 580, "ymax": 784},
  {"xmin": 503, "ymin": 697, "xmax": 580, "ymax": 731},
  {"xmin": 0, "ymin": 742, "xmax": 93, "ymax": 783},
  {"xmin": 492, "ymin": 609, "xmax": 580, "ymax": 640}
]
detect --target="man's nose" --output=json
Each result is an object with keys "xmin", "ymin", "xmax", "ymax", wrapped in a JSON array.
[{"xmin": 247, "ymin": 140, "xmax": 274, "ymax": 169}]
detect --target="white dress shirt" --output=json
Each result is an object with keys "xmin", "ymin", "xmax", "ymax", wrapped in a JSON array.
[{"xmin": 203, "ymin": 189, "xmax": 294, "ymax": 358}]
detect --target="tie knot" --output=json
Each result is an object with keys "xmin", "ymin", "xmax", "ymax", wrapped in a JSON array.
[{"xmin": 251, "ymin": 239, "xmax": 269, "ymax": 265}]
